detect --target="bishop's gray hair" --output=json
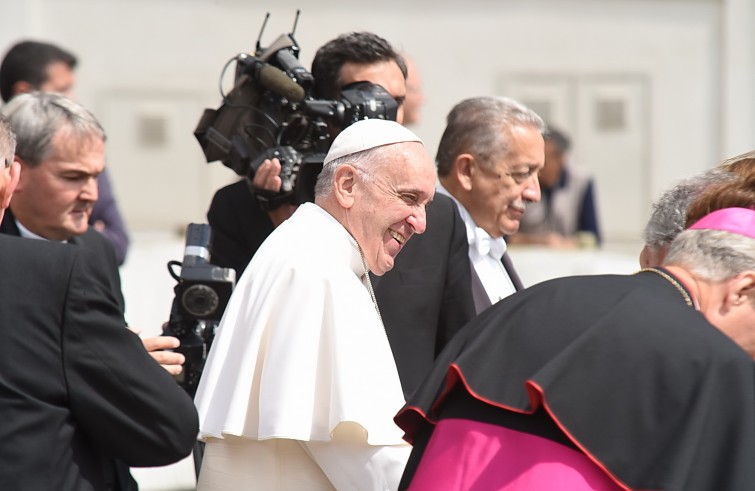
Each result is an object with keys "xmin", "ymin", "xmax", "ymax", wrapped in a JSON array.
[
  {"xmin": 664, "ymin": 229, "xmax": 755, "ymax": 282},
  {"xmin": 643, "ymin": 169, "xmax": 736, "ymax": 252}
]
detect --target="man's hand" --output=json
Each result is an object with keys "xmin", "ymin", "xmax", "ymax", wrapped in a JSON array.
[
  {"xmin": 252, "ymin": 158, "xmax": 283, "ymax": 193},
  {"xmin": 142, "ymin": 335, "xmax": 185, "ymax": 376},
  {"xmin": 252, "ymin": 158, "xmax": 298, "ymax": 226}
]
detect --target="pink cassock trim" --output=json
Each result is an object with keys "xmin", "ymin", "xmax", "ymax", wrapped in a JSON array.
[{"xmin": 408, "ymin": 419, "xmax": 625, "ymax": 491}]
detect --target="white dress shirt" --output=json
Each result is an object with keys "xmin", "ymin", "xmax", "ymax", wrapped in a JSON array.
[
  {"xmin": 436, "ymin": 185, "xmax": 516, "ymax": 305},
  {"xmin": 15, "ymin": 220, "xmax": 56, "ymax": 241}
]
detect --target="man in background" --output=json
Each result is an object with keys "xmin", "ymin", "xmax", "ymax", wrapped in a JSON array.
[
  {"xmin": 0, "ymin": 39, "xmax": 131, "ymax": 264},
  {"xmin": 436, "ymin": 96, "xmax": 544, "ymax": 312},
  {"xmin": 509, "ymin": 125, "xmax": 601, "ymax": 248},
  {"xmin": 401, "ymin": 53, "xmax": 425, "ymax": 126},
  {"xmin": 207, "ymin": 31, "xmax": 476, "ymax": 398},
  {"xmin": 0, "ymin": 114, "xmax": 198, "ymax": 491},
  {"xmin": 195, "ymin": 119, "xmax": 437, "ymax": 489}
]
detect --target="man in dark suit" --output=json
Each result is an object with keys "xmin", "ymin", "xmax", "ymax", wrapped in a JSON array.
[
  {"xmin": 0, "ymin": 91, "xmax": 183, "ymax": 367},
  {"xmin": 436, "ymin": 96, "xmax": 544, "ymax": 313},
  {"xmin": 0, "ymin": 91, "xmax": 123, "ymax": 299},
  {"xmin": 0, "ymin": 91, "xmax": 188, "ymax": 490},
  {"xmin": 0, "ymin": 115, "xmax": 198, "ymax": 490},
  {"xmin": 206, "ymin": 32, "xmax": 477, "ymax": 398}
]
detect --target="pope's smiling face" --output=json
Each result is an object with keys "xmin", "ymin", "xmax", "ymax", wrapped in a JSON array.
[{"xmin": 346, "ymin": 141, "xmax": 436, "ymax": 276}]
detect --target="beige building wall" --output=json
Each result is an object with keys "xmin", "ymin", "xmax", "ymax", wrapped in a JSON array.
[{"xmin": 1, "ymin": 0, "xmax": 752, "ymax": 244}]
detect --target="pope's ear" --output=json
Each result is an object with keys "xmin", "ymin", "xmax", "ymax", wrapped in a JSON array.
[{"xmin": 332, "ymin": 164, "xmax": 358, "ymax": 209}]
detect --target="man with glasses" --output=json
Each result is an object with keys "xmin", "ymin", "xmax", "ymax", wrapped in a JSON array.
[{"xmin": 436, "ymin": 96, "xmax": 545, "ymax": 312}]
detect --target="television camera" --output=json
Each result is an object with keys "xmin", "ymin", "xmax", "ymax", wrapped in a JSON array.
[
  {"xmin": 194, "ymin": 11, "xmax": 399, "ymax": 209},
  {"xmin": 162, "ymin": 223, "xmax": 235, "ymax": 397}
]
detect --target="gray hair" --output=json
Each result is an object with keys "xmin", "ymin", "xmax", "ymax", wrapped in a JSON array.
[
  {"xmin": 664, "ymin": 229, "xmax": 755, "ymax": 282},
  {"xmin": 0, "ymin": 91, "xmax": 105, "ymax": 167},
  {"xmin": 314, "ymin": 144, "xmax": 395, "ymax": 198},
  {"xmin": 0, "ymin": 115, "xmax": 16, "ymax": 166},
  {"xmin": 643, "ymin": 169, "xmax": 736, "ymax": 252},
  {"xmin": 436, "ymin": 96, "xmax": 545, "ymax": 176}
]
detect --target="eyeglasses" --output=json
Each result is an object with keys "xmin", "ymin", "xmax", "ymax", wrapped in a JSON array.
[
  {"xmin": 481, "ymin": 163, "xmax": 539, "ymax": 185},
  {"xmin": 505, "ymin": 167, "xmax": 539, "ymax": 185},
  {"xmin": 3, "ymin": 158, "xmax": 9, "ymax": 169}
]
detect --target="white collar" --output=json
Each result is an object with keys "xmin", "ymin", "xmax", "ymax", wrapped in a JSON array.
[{"xmin": 435, "ymin": 184, "xmax": 507, "ymax": 261}]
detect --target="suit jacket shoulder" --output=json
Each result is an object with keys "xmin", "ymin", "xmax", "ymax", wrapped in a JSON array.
[
  {"xmin": 374, "ymin": 193, "xmax": 476, "ymax": 397},
  {"xmin": 0, "ymin": 208, "xmax": 126, "ymax": 315},
  {"xmin": 0, "ymin": 235, "xmax": 198, "ymax": 490}
]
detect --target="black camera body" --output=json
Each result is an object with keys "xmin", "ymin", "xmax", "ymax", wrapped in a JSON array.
[
  {"xmin": 194, "ymin": 16, "xmax": 398, "ymax": 210},
  {"xmin": 163, "ymin": 223, "xmax": 236, "ymax": 397}
]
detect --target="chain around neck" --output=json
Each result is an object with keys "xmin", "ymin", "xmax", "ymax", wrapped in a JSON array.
[
  {"xmin": 637, "ymin": 267, "xmax": 695, "ymax": 308},
  {"xmin": 357, "ymin": 244, "xmax": 384, "ymax": 326}
]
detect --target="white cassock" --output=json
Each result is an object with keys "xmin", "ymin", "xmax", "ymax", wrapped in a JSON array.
[{"xmin": 194, "ymin": 203, "xmax": 410, "ymax": 490}]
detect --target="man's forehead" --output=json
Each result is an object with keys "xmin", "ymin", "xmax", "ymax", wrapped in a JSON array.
[
  {"xmin": 43, "ymin": 131, "xmax": 105, "ymax": 165},
  {"xmin": 42, "ymin": 61, "xmax": 76, "ymax": 93},
  {"xmin": 339, "ymin": 61, "xmax": 406, "ymax": 94},
  {"xmin": 391, "ymin": 146, "xmax": 435, "ymax": 188},
  {"xmin": 503, "ymin": 126, "xmax": 545, "ymax": 165},
  {"xmin": 52, "ymin": 127, "xmax": 103, "ymax": 149}
]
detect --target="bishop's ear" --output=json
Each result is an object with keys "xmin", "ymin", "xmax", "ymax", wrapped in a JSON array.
[{"xmin": 730, "ymin": 271, "xmax": 755, "ymax": 308}]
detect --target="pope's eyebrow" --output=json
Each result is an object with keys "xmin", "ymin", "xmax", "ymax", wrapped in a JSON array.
[{"xmin": 399, "ymin": 186, "xmax": 434, "ymax": 204}]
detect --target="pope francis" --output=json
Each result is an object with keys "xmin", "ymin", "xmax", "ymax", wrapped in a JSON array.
[{"xmin": 194, "ymin": 119, "xmax": 437, "ymax": 490}]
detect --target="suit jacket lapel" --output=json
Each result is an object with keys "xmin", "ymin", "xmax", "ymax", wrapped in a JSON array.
[
  {"xmin": 469, "ymin": 267, "xmax": 492, "ymax": 314},
  {"xmin": 502, "ymin": 252, "xmax": 524, "ymax": 291},
  {"xmin": 68, "ymin": 235, "xmax": 83, "ymax": 246},
  {"xmin": 0, "ymin": 208, "xmax": 21, "ymax": 237}
]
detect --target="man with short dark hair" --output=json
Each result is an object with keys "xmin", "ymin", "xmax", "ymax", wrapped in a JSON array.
[{"xmin": 0, "ymin": 40, "xmax": 76, "ymax": 100}]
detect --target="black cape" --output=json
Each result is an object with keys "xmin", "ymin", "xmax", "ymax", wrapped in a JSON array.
[{"xmin": 396, "ymin": 270, "xmax": 755, "ymax": 491}]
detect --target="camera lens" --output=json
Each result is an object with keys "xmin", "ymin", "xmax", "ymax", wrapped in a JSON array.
[{"xmin": 182, "ymin": 284, "xmax": 220, "ymax": 318}]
